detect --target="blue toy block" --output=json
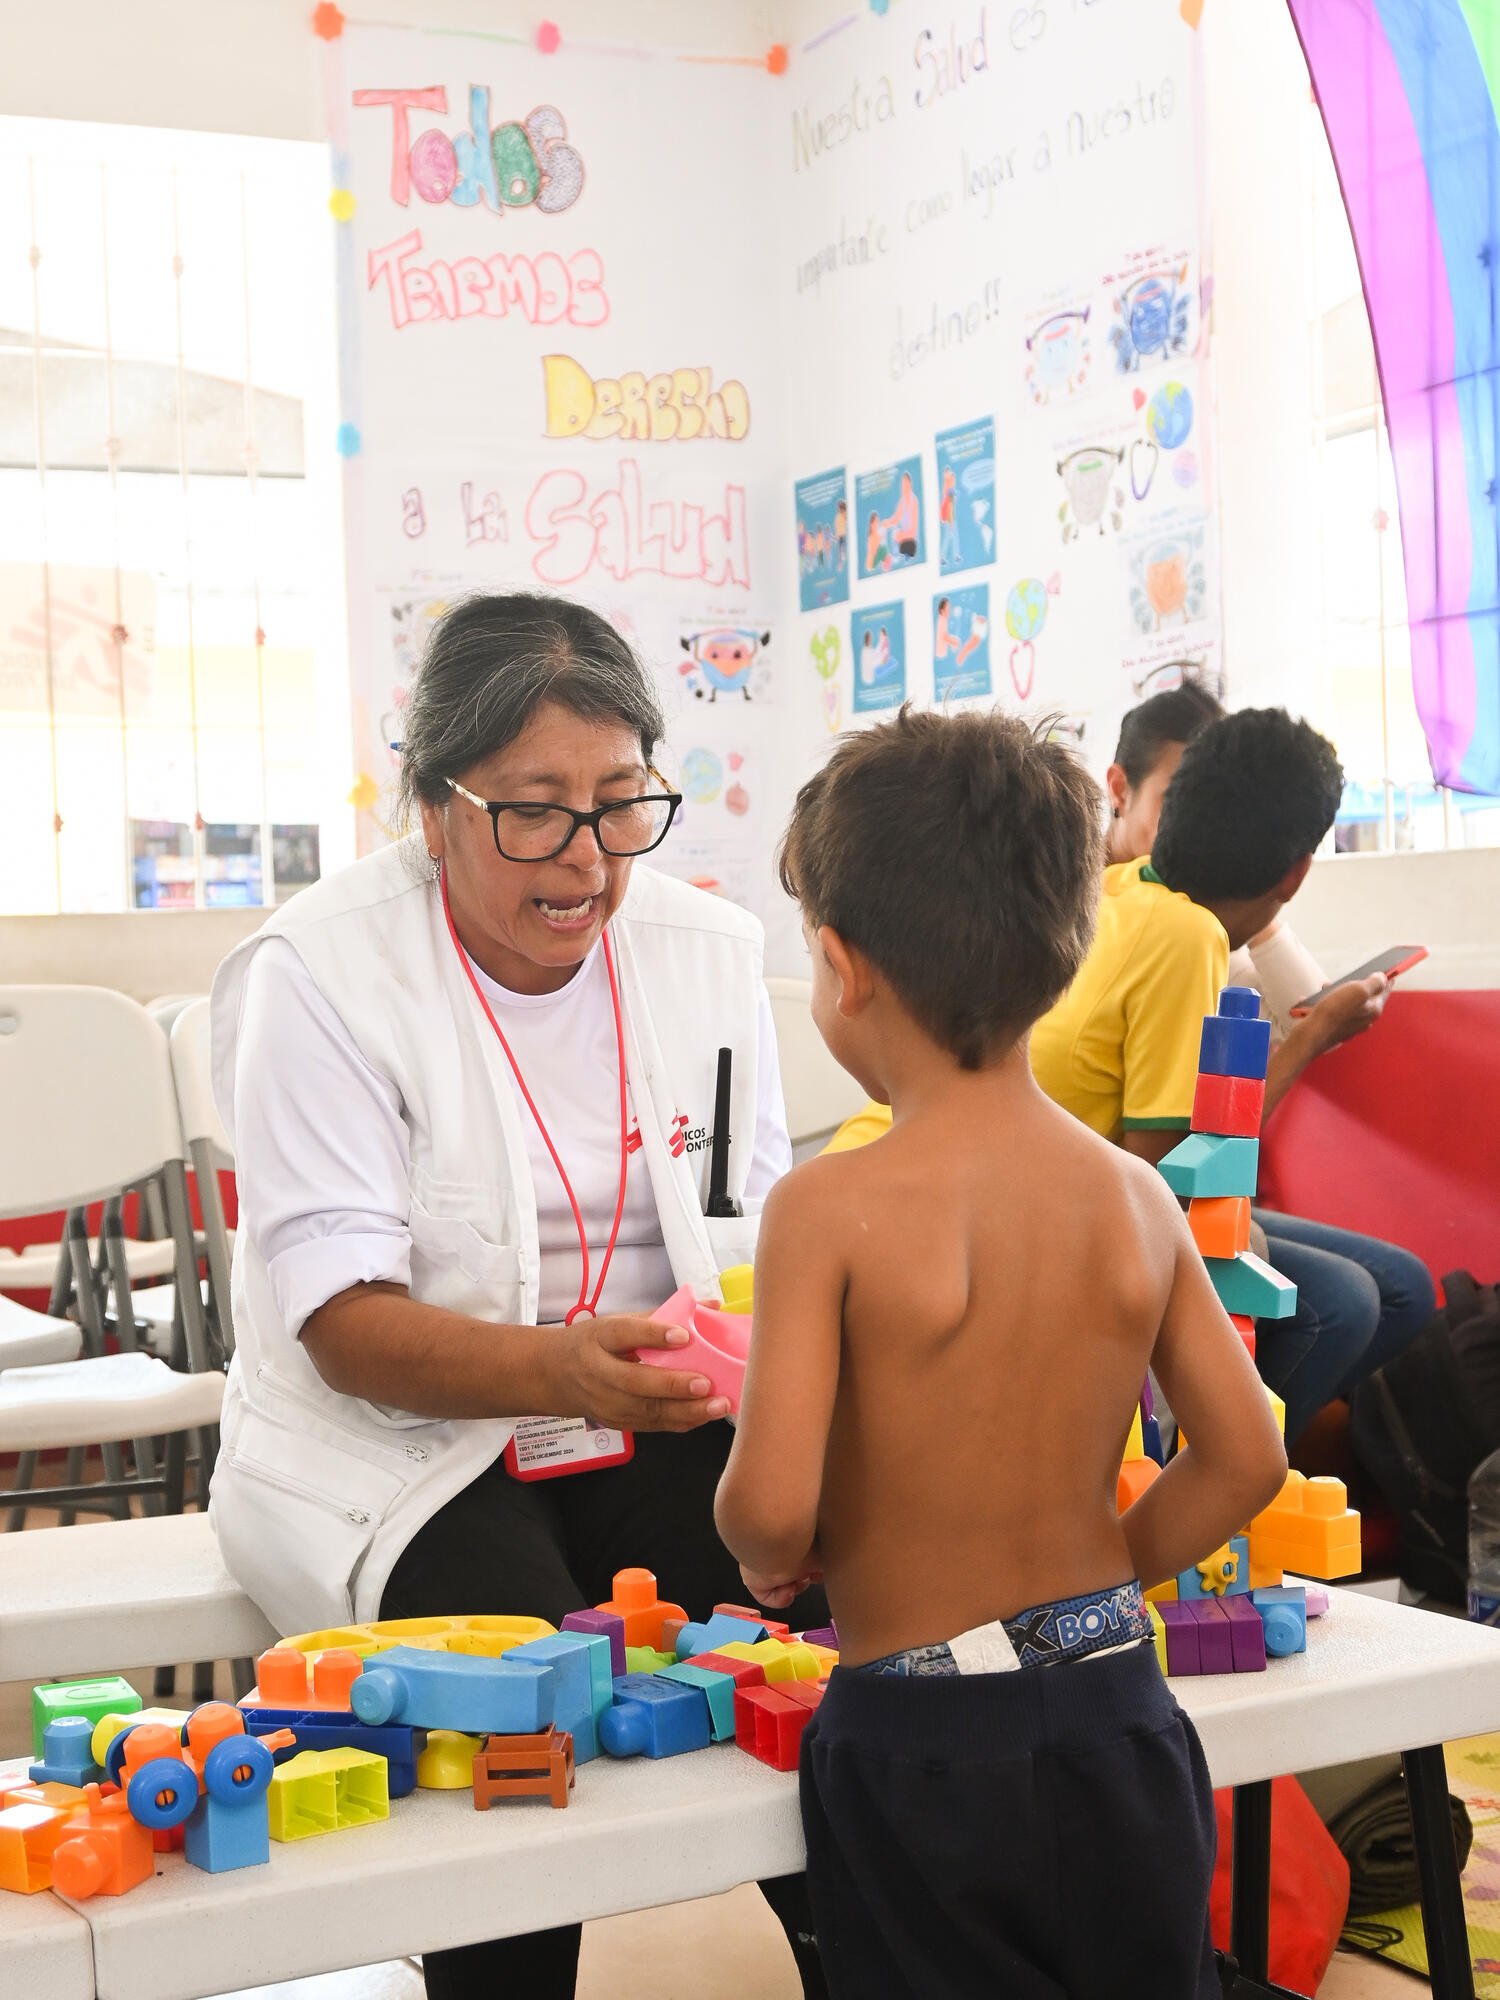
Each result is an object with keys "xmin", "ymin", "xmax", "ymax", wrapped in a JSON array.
[
  {"xmin": 1158, "ymin": 1133, "xmax": 1260, "ymax": 1200},
  {"xmin": 658, "ymin": 1662, "xmax": 738, "ymax": 1741},
  {"xmin": 1217, "ymin": 987, "xmax": 1261, "ymax": 1020},
  {"xmin": 1140, "ymin": 1414, "xmax": 1164, "ymax": 1467},
  {"xmin": 182, "ymin": 1733, "xmax": 277, "ymax": 1874},
  {"xmin": 599, "ymin": 1672, "xmax": 712, "ymax": 1760},
  {"xmin": 241, "ymin": 1710, "xmax": 419, "ymax": 1799},
  {"xmin": 507, "ymin": 1636, "xmax": 603, "ymax": 1765},
  {"xmin": 1199, "ymin": 1014, "xmax": 1271, "ymax": 1082},
  {"xmin": 1251, "ymin": 1585, "xmax": 1308, "ymax": 1658},
  {"xmin": 675, "ymin": 1611, "xmax": 767, "ymax": 1661},
  {"xmin": 350, "ymin": 1645, "xmax": 554, "ymax": 1737},
  {"xmin": 1178, "ymin": 1535, "xmax": 1251, "ymax": 1601},
  {"xmin": 1206, "ymin": 1252, "xmax": 1297, "ymax": 1321},
  {"xmin": 29, "ymin": 1717, "xmax": 102, "ymax": 1789}
]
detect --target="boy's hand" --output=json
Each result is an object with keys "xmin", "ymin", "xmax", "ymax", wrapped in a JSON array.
[
  {"xmin": 740, "ymin": 1556, "xmax": 823, "ymax": 1612},
  {"xmin": 1302, "ymin": 972, "xmax": 1389, "ymax": 1051}
]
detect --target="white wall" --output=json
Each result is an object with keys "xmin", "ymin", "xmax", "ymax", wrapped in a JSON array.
[{"xmin": 0, "ymin": 909, "xmax": 265, "ymax": 1003}]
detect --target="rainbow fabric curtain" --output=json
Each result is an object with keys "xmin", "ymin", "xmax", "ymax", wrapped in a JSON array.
[{"xmin": 1288, "ymin": 0, "xmax": 1500, "ymax": 795}]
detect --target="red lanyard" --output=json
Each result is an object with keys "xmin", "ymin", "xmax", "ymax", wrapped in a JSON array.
[{"xmin": 441, "ymin": 867, "xmax": 630, "ymax": 1325}]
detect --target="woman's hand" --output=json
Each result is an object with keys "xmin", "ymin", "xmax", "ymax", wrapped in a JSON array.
[
  {"xmin": 739, "ymin": 1553, "xmax": 823, "ymax": 1613},
  {"xmin": 549, "ymin": 1314, "xmax": 730, "ymax": 1433}
]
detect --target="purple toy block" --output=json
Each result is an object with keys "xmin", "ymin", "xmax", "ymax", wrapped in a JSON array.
[
  {"xmin": 560, "ymin": 1609, "xmax": 626, "ymax": 1678},
  {"xmin": 1223, "ymin": 1596, "xmax": 1268, "ymax": 1672},
  {"xmin": 1187, "ymin": 1600, "xmax": 1235, "ymax": 1674},
  {"xmin": 800, "ymin": 1625, "xmax": 839, "ymax": 1651},
  {"xmin": 1158, "ymin": 1601, "xmax": 1200, "ymax": 1676},
  {"xmin": 1304, "ymin": 1587, "xmax": 1329, "ymax": 1618}
]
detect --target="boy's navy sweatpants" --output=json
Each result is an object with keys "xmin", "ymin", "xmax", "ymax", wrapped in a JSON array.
[{"xmin": 799, "ymin": 1642, "xmax": 1220, "ymax": 1998}]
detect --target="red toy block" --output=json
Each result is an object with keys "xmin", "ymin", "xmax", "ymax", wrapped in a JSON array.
[
  {"xmin": 596, "ymin": 1569, "xmax": 688, "ymax": 1651},
  {"xmin": 734, "ymin": 1686, "xmax": 812, "ymax": 1772},
  {"xmin": 1187, "ymin": 1600, "xmax": 1234, "ymax": 1674},
  {"xmin": 1188, "ymin": 1196, "xmax": 1252, "ymax": 1260},
  {"xmin": 1230, "ymin": 1314, "xmax": 1256, "ymax": 1359},
  {"xmin": 685, "ymin": 1651, "xmax": 767, "ymax": 1692},
  {"xmin": 1191, "ymin": 1073, "xmax": 1265, "ymax": 1139},
  {"xmin": 714, "ymin": 1603, "xmax": 791, "ymax": 1642},
  {"xmin": 1223, "ymin": 1596, "xmax": 1268, "ymax": 1672}
]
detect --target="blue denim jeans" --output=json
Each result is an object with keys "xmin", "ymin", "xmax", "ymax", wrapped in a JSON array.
[{"xmin": 1251, "ymin": 1210, "xmax": 1435, "ymax": 1445}]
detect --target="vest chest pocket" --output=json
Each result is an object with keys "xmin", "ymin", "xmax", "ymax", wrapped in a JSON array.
[{"xmin": 407, "ymin": 1204, "xmax": 527, "ymax": 1323}]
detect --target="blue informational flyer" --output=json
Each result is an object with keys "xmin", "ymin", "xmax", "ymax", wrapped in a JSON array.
[
  {"xmin": 851, "ymin": 601, "xmax": 907, "ymax": 712},
  {"xmin": 856, "ymin": 456, "xmax": 925, "ymax": 578},
  {"xmin": 932, "ymin": 584, "xmax": 992, "ymax": 701},
  {"xmin": 934, "ymin": 418, "xmax": 996, "ymax": 576},
  {"xmin": 794, "ymin": 468, "xmax": 850, "ymax": 610}
]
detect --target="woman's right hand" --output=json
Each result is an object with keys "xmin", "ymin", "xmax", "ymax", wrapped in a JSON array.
[{"xmin": 551, "ymin": 1314, "xmax": 730, "ymax": 1433}]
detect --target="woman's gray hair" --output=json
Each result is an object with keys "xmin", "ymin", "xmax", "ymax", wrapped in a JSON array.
[{"xmin": 396, "ymin": 593, "xmax": 665, "ymax": 825}]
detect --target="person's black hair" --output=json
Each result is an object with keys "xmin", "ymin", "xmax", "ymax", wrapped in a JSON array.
[
  {"xmin": 1112, "ymin": 681, "xmax": 1224, "ymax": 787},
  {"xmin": 1152, "ymin": 707, "xmax": 1344, "ymax": 903}
]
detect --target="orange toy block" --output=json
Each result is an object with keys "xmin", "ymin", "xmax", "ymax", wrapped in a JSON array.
[
  {"xmin": 596, "ymin": 1569, "xmax": 688, "ymax": 1651},
  {"xmin": 1250, "ymin": 1472, "xmax": 1361, "ymax": 1580},
  {"xmin": 50, "ymin": 1786, "xmax": 154, "ymax": 1900},
  {"xmin": 0, "ymin": 1799, "xmax": 82, "ymax": 1893},
  {"xmin": 1117, "ymin": 1457, "xmax": 1160, "ymax": 1512},
  {"xmin": 1188, "ymin": 1196, "xmax": 1251, "ymax": 1260},
  {"xmin": 244, "ymin": 1647, "xmax": 364, "ymax": 1712}
]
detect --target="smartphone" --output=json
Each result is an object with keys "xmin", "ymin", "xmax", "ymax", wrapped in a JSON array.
[{"xmin": 1290, "ymin": 945, "xmax": 1428, "ymax": 1016}]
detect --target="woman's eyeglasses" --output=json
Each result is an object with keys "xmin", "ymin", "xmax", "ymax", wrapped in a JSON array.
[{"xmin": 447, "ymin": 778, "xmax": 683, "ymax": 861}]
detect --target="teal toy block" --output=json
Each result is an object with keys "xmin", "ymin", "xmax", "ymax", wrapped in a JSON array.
[
  {"xmin": 658, "ymin": 1661, "xmax": 738, "ymax": 1741},
  {"xmin": 31, "ymin": 1677, "xmax": 140, "ymax": 1763},
  {"xmin": 675, "ymin": 1611, "xmax": 767, "ymax": 1660},
  {"xmin": 1199, "ymin": 1014, "xmax": 1271, "ymax": 1082},
  {"xmin": 1251, "ymin": 1585, "xmax": 1308, "ymax": 1658},
  {"xmin": 508, "ymin": 1635, "xmax": 602, "ymax": 1764},
  {"xmin": 1206, "ymin": 1252, "xmax": 1297, "ymax": 1321},
  {"xmin": 1158, "ymin": 1133, "xmax": 1260, "ymax": 1200},
  {"xmin": 350, "ymin": 1645, "xmax": 554, "ymax": 1737},
  {"xmin": 1176, "ymin": 1535, "xmax": 1251, "ymax": 1602}
]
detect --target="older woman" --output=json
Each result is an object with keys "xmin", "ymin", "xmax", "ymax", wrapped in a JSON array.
[{"xmin": 209, "ymin": 594, "xmax": 825, "ymax": 1999}]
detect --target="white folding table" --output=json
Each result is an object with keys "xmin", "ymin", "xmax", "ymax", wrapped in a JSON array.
[
  {"xmin": 0, "ymin": 1876, "xmax": 94, "ymax": 2000},
  {"xmin": 8, "ymin": 1585, "xmax": 1500, "ymax": 2000}
]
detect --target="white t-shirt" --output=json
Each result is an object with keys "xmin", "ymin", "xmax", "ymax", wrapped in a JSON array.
[{"xmin": 233, "ymin": 935, "xmax": 791, "ymax": 1335}]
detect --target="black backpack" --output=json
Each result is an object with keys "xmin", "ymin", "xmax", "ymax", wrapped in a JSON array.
[{"xmin": 1350, "ymin": 1271, "xmax": 1500, "ymax": 1606}]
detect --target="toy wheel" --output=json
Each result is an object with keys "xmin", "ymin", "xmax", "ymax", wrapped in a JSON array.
[
  {"xmin": 102, "ymin": 1729, "xmax": 135, "ymax": 1788},
  {"xmin": 350, "ymin": 1663, "xmax": 400, "ymax": 1726},
  {"xmin": 1260, "ymin": 1606, "xmax": 1303, "ymax": 1658},
  {"xmin": 202, "ymin": 1731, "xmax": 275, "ymax": 1805},
  {"xmin": 127, "ymin": 1756, "xmax": 198, "ymax": 1831}
]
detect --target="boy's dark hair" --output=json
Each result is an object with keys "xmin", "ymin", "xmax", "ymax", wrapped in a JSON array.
[
  {"xmin": 780, "ymin": 707, "xmax": 1102, "ymax": 1069},
  {"xmin": 1152, "ymin": 707, "xmax": 1344, "ymax": 904},
  {"xmin": 1112, "ymin": 681, "xmax": 1224, "ymax": 786}
]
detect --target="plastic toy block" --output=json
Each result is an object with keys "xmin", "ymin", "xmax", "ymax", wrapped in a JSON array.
[
  {"xmin": 1117, "ymin": 1456, "xmax": 1160, "ymax": 1512},
  {"xmin": 1267, "ymin": 1387, "xmax": 1286, "ymax": 1437},
  {"xmin": 350, "ymin": 1644, "xmax": 555, "ymax": 1736},
  {"xmin": 1223, "ymin": 1596, "xmax": 1268, "ymax": 1672},
  {"xmin": 660, "ymin": 1619, "xmax": 689, "ymax": 1657},
  {"xmin": 684, "ymin": 1650, "xmax": 767, "ymax": 1692},
  {"xmin": 1177, "ymin": 1535, "xmax": 1250, "ymax": 1601},
  {"xmin": 799, "ymin": 1624, "xmax": 839, "ymax": 1651},
  {"xmin": 1250, "ymin": 1472, "xmax": 1361, "ymax": 1580},
  {"xmin": 802, "ymin": 1643, "xmax": 840, "ymax": 1680},
  {"xmin": 561, "ymin": 1609, "xmax": 627, "ymax": 1678},
  {"xmin": 1123, "ymin": 1406, "xmax": 1144, "ymax": 1462},
  {"xmin": 1158, "ymin": 1133, "xmax": 1261, "ymax": 1200},
  {"xmin": 33, "ymin": 1678, "xmax": 141, "ymax": 1764},
  {"xmin": 1145, "ymin": 1578, "xmax": 1179, "ymax": 1605},
  {"xmin": 268, "ymin": 1749, "xmax": 389, "ymax": 1841},
  {"xmin": 1199, "ymin": 1013, "xmax": 1271, "ymax": 1081},
  {"xmin": 1191, "ymin": 1073, "xmax": 1265, "ymax": 1139},
  {"xmin": 509, "ymin": 1634, "xmax": 605, "ymax": 1764},
  {"xmin": 1206, "ymin": 1253, "xmax": 1297, "ymax": 1321},
  {"xmin": 599, "ymin": 1673, "xmax": 712, "ymax": 1760},
  {"xmin": 473, "ymin": 1727, "xmax": 575, "ymax": 1810},
  {"xmin": 0, "ymin": 1800, "xmax": 81, "ymax": 1893},
  {"xmin": 734, "ymin": 1685, "xmax": 814, "ymax": 1772},
  {"xmin": 0, "ymin": 1778, "xmax": 84, "ymax": 1817},
  {"xmin": 245, "ymin": 1712, "xmax": 418, "ymax": 1798},
  {"xmin": 275, "ymin": 1614, "xmax": 556, "ymax": 1663},
  {"xmin": 715, "ymin": 1638, "xmax": 820, "ymax": 1684},
  {"xmin": 595, "ymin": 1569, "xmax": 687, "ymax": 1652},
  {"xmin": 1140, "ymin": 1414, "xmax": 1165, "ymax": 1464},
  {"xmin": 636, "ymin": 1284, "xmax": 752, "ymax": 1416},
  {"xmin": 718, "ymin": 1263, "xmax": 754, "ymax": 1314},
  {"xmin": 676, "ymin": 1611, "xmax": 768, "ymax": 1660},
  {"xmin": 658, "ymin": 1662, "xmax": 738, "ymax": 1741},
  {"xmin": 30, "ymin": 1717, "xmax": 102, "ymax": 1789},
  {"xmin": 1189, "ymin": 1196, "xmax": 1252, "ymax": 1261},
  {"xmin": 1251, "ymin": 1586, "xmax": 1308, "ymax": 1658},
  {"xmin": 1187, "ymin": 1600, "xmax": 1235, "ymax": 1674},
  {"xmin": 246, "ymin": 1647, "xmax": 364, "ymax": 1713},
  {"xmin": 1146, "ymin": 1603, "xmax": 1169, "ymax": 1675},
  {"xmin": 1217, "ymin": 986, "xmax": 1260, "ymax": 1019},
  {"xmin": 92, "ymin": 1708, "xmax": 188, "ymax": 1771},
  {"xmin": 625, "ymin": 1646, "xmax": 678, "ymax": 1675},
  {"xmin": 417, "ymin": 1731, "xmax": 485, "ymax": 1789},
  {"xmin": 1231, "ymin": 1314, "xmax": 1256, "ymax": 1358},
  {"xmin": 1247, "ymin": 1543, "xmax": 1284, "ymax": 1591},
  {"xmin": 51, "ymin": 1786, "xmax": 154, "ymax": 1899},
  {"xmin": 715, "ymin": 1603, "xmax": 791, "ymax": 1640},
  {"xmin": 1157, "ymin": 1602, "xmax": 1200, "ymax": 1676},
  {"xmin": 1304, "ymin": 1588, "xmax": 1330, "ymax": 1618}
]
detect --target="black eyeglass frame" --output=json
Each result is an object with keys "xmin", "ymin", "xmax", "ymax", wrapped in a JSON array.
[{"xmin": 447, "ymin": 777, "xmax": 684, "ymax": 861}]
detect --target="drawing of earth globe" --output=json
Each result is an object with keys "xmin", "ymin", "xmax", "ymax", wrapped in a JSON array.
[
  {"xmin": 1005, "ymin": 578, "xmax": 1049, "ymax": 643},
  {"xmin": 680, "ymin": 748, "xmax": 723, "ymax": 805},
  {"xmin": 1148, "ymin": 381, "xmax": 1193, "ymax": 450}
]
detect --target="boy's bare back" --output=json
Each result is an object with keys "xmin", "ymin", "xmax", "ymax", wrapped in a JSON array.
[{"xmin": 801, "ymin": 1062, "xmax": 1179, "ymax": 1665}]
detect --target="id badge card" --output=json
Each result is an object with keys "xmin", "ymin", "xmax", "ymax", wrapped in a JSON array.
[{"xmin": 503, "ymin": 1416, "xmax": 635, "ymax": 1482}]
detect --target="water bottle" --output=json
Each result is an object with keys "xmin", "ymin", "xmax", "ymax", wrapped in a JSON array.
[{"xmin": 1467, "ymin": 1446, "xmax": 1500, "ymax": 1625}]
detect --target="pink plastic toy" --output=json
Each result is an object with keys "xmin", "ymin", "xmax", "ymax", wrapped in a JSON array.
[{"xmin": 636, "ymin": 1286, "xmax": 751, "ymax": 1416}]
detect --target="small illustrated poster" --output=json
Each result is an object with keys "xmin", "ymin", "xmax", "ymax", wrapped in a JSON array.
[
  {"xmin": 933, "ymin": 585, "xmax": 992, "ymax": 702},
  {"xmin": 934, "ymin": 419, "xmax": 996, "ymax": 576},
  {"xmin": 851, "ymin": 601, "xmax": 907, "ymax": 713},
  {"xmin": 794, "ymin": 469, "xmax": 851, "ymax": 611},
  {"xmin": 856, "ymin": 456, "xmax": 926, "ymax": 578}
]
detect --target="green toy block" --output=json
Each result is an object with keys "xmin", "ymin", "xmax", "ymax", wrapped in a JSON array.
[
  {"xmin": 1158, "ymin": 1133, "xmax": 1260, "ymax": 1199},
  {"xmin": 624, "ymin": 1645, "xmax": 677, "ymax": 1675},
  {"xmin": 1206, "ymin": 1252, "xmax": 1297, "ymax": 1321},
  {"xmin": 32, "ymin": 1677, "xmax": 141, "ymax": 1763},
  {"xmin": 268, "ymin": 1747, "xmax": 390, "ymax": 1841},
  {"xmin": 658, "ymin": 1661, "xmax": 738, "ymax": 1741}
]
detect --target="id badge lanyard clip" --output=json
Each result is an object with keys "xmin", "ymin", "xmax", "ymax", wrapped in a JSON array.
[{"xmin": 441, "ymin": 867, "xmax": 634, "ymax": 1478}]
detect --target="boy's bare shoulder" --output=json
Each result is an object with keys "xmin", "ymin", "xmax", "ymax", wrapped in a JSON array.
[{"xmin": 761, "ymin": 1141, "xmax": 886, "ymax": 1240}]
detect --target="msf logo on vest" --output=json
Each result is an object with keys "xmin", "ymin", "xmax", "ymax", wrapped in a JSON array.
[{"xmin": 626, "ymin": 1114, "xmax": 711, "ymax": 1161}]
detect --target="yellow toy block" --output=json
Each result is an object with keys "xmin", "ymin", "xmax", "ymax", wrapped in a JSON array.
[
  {"xmin": 416, "ymin": 1731, "xmax": 485, "ymax": 1789},
  {"xmin": 1248, "ymin": 1545, "xmax": 1284, "ymax": 1590},
  {"xmin": 1123, "ymin": 1406, "xmax": 1145, "ymax": 1462},
  {"xmin": 1250, "ymin": 1471, "xmax": 1361, "ymax": 1580},
  {"xmin": 1147, "ymin": 1603, "xmax": 1169, "ymax": 1675},
  {"xmin": 1145, "ymin": 1578, "xmax": 1179, "ymax": 1604},
  {"xmin": 91, "ymin": 1707, "xmax": 189, "ymax": 1767},
  {"xmin": 719, "ymin": 1264, "xmax": 753, "ymax": 1314},
  {"xmin": 802, "ymin": 1642, "xmax": 839, "ymax": 1679},
  {"xmin": 715, "ymin": 1638, "xmax": 820, "ymax": 1684},
  {"xmin": 1267, "ymin": 1388, "xmax": 1286, "ymax": 1437},
  {"xmin": 275, "ymin": 1614, "xmax": 556, "ymax": 1664},
  {"xmin": 268, "ymin": 1748, "xmax": 390, "ymax": 1841}
]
